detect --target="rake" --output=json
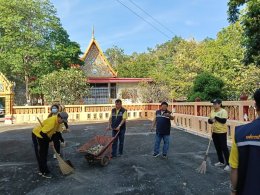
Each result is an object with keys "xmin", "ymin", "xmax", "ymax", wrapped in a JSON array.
[
  {"xmin": 37, "ymin": 117, "xmax": 74, "ymax": 175},
  {"xmin": 197, "ymin": 136, "xmax": 212, "ymax": 174}
]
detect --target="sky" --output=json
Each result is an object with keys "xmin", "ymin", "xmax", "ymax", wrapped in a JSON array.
[{"xmin": 51, "ymin": 0, "xmax": 229, "ymax": 55}]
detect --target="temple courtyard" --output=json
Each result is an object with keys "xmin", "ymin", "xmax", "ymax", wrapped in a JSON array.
[{"xmin": 0, "ymin": 120, "xmax": 229, "ymax": 195}]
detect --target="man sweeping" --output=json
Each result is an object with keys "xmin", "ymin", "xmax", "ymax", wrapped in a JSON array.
[
  {"xmin": 151, "ymin": 102, "xmax": 174, "ymax": 159},
  {"xmin": 32, "ymin": 112, "xmax": 68, "ymax": 178}
]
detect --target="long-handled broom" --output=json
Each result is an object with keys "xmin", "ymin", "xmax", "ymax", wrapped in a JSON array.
[
  {"xmin": 197, "ymin": 136, "xmax": 212, "ymax": 174},
  {"xmin": 36, "ymin": 117, "xmax": 74, "ymax": 175}
]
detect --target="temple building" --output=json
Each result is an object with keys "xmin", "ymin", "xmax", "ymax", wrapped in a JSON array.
[{"xmin": 80, "ymin": 33, "xmax": 152, "ymax": 104}]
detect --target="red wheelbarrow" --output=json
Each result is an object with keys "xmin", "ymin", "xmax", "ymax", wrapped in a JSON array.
[{"xmin": 77, "ymin": 130, "xmax": 120, "ymax": 166}]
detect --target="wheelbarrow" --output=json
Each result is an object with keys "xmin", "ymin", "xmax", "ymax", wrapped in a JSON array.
[{"xmin": 78, "ymin": 130, "xmax": 120, "ymax": 166}]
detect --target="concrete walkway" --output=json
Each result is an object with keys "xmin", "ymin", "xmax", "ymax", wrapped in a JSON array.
[{"xmin": 0, "ymin": 120, "xmax": 229, "ymax": 195}]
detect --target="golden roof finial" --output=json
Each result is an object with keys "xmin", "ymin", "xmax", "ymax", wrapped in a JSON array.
[{"xmin": 92, "ymin": 25, "xmax": 95, "ymax": 39}]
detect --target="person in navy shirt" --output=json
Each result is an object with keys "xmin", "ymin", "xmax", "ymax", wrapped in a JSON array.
[
  {"xmin": 151, "ymin": 102, "xmax": 174, "ymax": 158},
  {"xmin": 106, "ymin": 99, "xmax": 127, "ymax": 158},
  {"xmin": 229, "ymin": 89, "xmax": 260, "ymax": 195}
]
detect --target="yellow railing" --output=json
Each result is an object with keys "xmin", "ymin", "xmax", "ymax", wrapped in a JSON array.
[
  {"xmin": 171, "ymin": 101, "xmax": 256, "ymax": 122},
  {"xmin": 12, "ymin": 101, "xmax": 256, "ymax": 123},
  {"xmin": 12, "ymin": 103, "xmax": 159, "ymax": 124},
  {"xmin": 11, "ymin": 101, "xmax": 256, "ymax": 144}
]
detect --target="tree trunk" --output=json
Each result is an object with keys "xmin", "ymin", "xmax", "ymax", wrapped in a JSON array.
[{"xmin": 25, "ymin": 75, "xmax": 30, "ymax": 105}]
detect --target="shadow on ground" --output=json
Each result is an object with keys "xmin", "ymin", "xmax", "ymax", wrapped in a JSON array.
[{"xmin": 0, "ymin": 120, "xmax": 229, "ymax": 195}]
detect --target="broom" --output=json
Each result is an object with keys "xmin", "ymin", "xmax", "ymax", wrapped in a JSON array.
[
  {"xmin": 36, "ymin": 117, "xmax": 74, "ymax": 175},
  {"xmin": 197, "ymin": 136, "xmax": 212, "ymax": 174}
]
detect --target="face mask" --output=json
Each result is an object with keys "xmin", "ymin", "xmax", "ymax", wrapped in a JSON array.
[{"xmin": 51, "ymin": 108, "xmax": 58, "ymax": 114}]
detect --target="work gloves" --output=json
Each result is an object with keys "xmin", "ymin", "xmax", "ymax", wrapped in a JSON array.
[
  {"xmin": 208, "ymin": 118, "xmax": 214, "ymax": 124},
  {"xmin": 40, "ymin": 131, "xmax": 50, "ymax": 142},
  {"xmin": 208, "ymin": 117, "xmax": 227, "ymax": 124}
]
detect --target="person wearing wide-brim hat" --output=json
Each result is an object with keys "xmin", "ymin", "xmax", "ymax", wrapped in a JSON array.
[
  {"xmin": 208, "ymin": 98, "xmax": 230, "ymax": 172},
  {"xmin": 32, "ymin": 112, "xmax": 69, "ymax": 178}
]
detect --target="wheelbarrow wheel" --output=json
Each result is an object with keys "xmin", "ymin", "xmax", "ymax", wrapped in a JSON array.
[
  {"xmin": 100, "ymin": 156, "xmax": 109, "ymax": 166},
  {"xmin": 85, "ymin": 154, "xmax": 94, "ymax": 165}
]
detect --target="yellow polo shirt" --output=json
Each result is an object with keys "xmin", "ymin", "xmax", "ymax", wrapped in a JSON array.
[
  {"xmin": 32, "ymin": 115, "xmax": 62, "ymax": 138},
  {"xmin": 116, "ymin": 109, "xmax": 127, "ymax": 119},
  {"xmin": 210, "ymin": 108, "xmax": 228, "ymax": 133},
  {"xmin": 229, "ymin": 135, "xmax": 239, "ymax": 168}
]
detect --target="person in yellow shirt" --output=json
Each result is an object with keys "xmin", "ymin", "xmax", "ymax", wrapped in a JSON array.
[
  {"xmin": 48, "ymin": 104, "xmax": 68, "ymax": 159},
  {"xmin": 32, "ymin": 112, "xmax": 68, "ymax": 178},
  {"xmin": 208, "ymin": 98, "xmax": 230, "ymax": 172},
  {"xmin": 106, "ymin": 99, "xmax": 127, "ymax": 158}
]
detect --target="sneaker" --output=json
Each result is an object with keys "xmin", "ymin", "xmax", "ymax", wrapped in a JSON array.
[
  {"xmin": 38, "ymin": 172, "xmax": 43, "ymax": 176},
  {"xmin": 162, "ymin": 154, "xmax": 168, "ymax": 159},
  {"xmin": 214, "ymin": 162, "xmax": 225, "ymax": 167},
  {"xmin": 153, "ymin": 153, "xmax": 160, "ymax": 158},
  {"xmin": 118, "ymin": 154, "xmax": 122, "ymax": 157},
  {"xmin": 41, "ymin": 172, "xmax": 52, "ymax": 179},
  {"xmin": 224, "ymin": 165, "xmax": 231, "ymax": 172},
  {"xmin": 53, "ymin": 154, "xmax": 60, "ymax": 159}
]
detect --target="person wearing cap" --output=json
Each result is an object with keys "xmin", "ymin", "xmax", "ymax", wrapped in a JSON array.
[
  {"xmin": 208, "ymin": 98, "xmax": 230, "ymax": 172},
  {"xmin": 151, "ymin": 101, "xmax": 174, "ymax": 159},
  {"xmin": 48, "ymin": 104, "xmax": 68, "ymax": 159},
  {"xmin": 229, "ymin": 89, "xmax": 260, "ymax": 195},
  {"xmin": 32, "ymin": 112, "xmax": 69, "ymax": 178}
]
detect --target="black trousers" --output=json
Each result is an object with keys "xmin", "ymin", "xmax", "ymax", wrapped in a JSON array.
[
  {"xmin": 51, "ymin": 132, "xmax": 63, "ymax": 154},
  {"xmin": 32, "ymin": 133, "xmax": 50, "ymax": 173},
  {"xmin": 212, "ymin": 132, "xmax": 230, "ymax": 165}
]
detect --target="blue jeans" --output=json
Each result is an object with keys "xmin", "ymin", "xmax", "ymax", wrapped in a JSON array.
[
  {"xmin": 112, "ymin": 128, "xmax": 126, "ymax": 157},
  {"xmin": 154, "ymin": 133, "xmax": 170, "ymax": 155}
]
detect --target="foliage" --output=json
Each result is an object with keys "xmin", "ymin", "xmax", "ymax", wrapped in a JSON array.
[
  {"xmin": 242, "ymin": 1, "xmax": 260, "ymax": 65},
  {"xmin": 138, "ymin": 82, "xmax": 171, "ymax": 103},
  {"xmin": 39, "ymin": 69, "xmax": 89, "ymax": 104},
  {"xmin": 116, "ymin": 53, "xmax": 155, "ymax": 78},
  {"xmin": 0, "ymin": 0, "xmax": 82, "ymax": 104},
  {"xmin": 104, "ymin": 46, "xmax": 128, "ymax": 69},
  {"xmin": 188, "ymin": 72, "xmax": 225, "ymax": 101},
  {"xmin": 119, "ymin": 89, "xmax": 138, "ymax": 102},
  {"xmin": 227, "ymin": 0, "xmax": 260, "ymax": 65},
  {"xmin": 109, "ymin": 22, "xmax": 260, "ymax": 101},
  {"xmin": 227, "ymin": 0, "xmax": 246, "ymax": 23}
]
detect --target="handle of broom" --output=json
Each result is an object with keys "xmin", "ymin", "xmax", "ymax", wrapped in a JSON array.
[
  {"xmin": 36, "ymin": 117, "xmax": 43, "ymax": 127},
  {"xmin": 205, "ymin": 137, "xmax": 212, "ymax": 155},
  {"xmin": 205, "ymin": 126, "xmax": 214, "ymax": 154}
]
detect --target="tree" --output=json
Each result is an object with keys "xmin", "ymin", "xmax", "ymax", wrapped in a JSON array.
[
  {"xmin": 39, "ymin": 69, "xmax": 89, "ymax": 105},
  {"xmin": 149, "ymin": 39, "xmax": 203, "ymax": 100},
  {"xmin": 119, "ymin": 89, "xmax": 138, "ymax": 103},
  {"xmin": 228, "ymin": 0, "xmax": 260, "ymax": 65},
  {"xmin": 0, "ymin": 0, "xmax": 82, "ymax": 104},
  {"xmin": 105, "ymin": 46, "xmax": 128, "ymax": 69},
  {"xmin": 197, "ymin": 22, "xmax": 260, "ymax": 99},
  {"xmin": 188, "ymin": 72, "xmax": 225, "ymax": 101},
  {"xmin": 138, "ymin": 82, "xmax": 171, "ymax": 103},
  {"xmin": 117, "ymin": 53, "xmax": 155, "ymax": 78}
]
